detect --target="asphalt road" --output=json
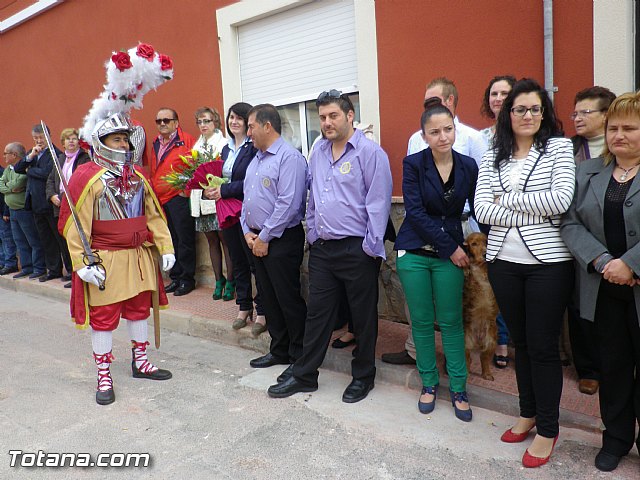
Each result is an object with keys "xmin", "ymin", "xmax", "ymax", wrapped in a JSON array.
[{"xmin": 0, "ymin": 288, "xmax": 638, "ymax": 479}]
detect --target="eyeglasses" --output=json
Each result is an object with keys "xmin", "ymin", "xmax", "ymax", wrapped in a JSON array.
[
  {"xmin": 570, "ymin": 109, "xmax": 606, "ymax": 120},
  {"xmin": 2, "ymin": 152, "xmax": 15, "ymax": 156},
  {"xmin": 155, "ymin": 118, "xmax": 176, "ymax": 125},
  {"xmin": 196, "ymin": 119, "xmax": 213, "ymax": 125},
  {"xmin": 511, "ymin": 105, "xmax": 544, "ymax": 117}
]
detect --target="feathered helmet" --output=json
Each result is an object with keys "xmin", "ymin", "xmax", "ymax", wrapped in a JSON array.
[{"xmin": 80, "ymin": 43, "xmax": 174, "ymax": 174}]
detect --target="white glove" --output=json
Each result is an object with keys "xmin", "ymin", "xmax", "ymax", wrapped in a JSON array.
[
  {"xmin": 162, "ymin": 253, "xmax": 176, "ymax": 272},
  {"xmin": 77, "ymin": 265, "xmax": 106, "ymax": 287}
]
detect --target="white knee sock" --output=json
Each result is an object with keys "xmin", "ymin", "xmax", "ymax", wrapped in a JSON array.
[
  {"xmin": 91, "ymin": 329, "xmax": 113, "ymax": 391},
  {"xmin": 125, "ymin": 319, "xmax": 157, "ymax": 372}
]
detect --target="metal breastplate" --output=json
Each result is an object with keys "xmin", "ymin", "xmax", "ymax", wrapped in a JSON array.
[{"xmin": 94, "ymin": 170, "xmax": 145, "ymax": 220}]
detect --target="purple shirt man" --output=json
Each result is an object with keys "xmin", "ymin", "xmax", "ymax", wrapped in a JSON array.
[
  {"xmin": 307, "ymin": 128, "xmax": 392, "ymax": 258},
  {"xmin": 240, "ymin": 136, "xmax": 307, "ymax": 243}
]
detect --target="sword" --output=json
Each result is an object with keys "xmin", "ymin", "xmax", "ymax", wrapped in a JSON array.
[{"xmin": 41, "ymin": 120, "xmax": 106, "ymax": 290}]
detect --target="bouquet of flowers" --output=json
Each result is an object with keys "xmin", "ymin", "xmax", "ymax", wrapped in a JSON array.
[
  {"xmin": 162, "ymin": 144, "xmax": 221, "ymax": 191},
  {"xmin": 184, "ymin": 150, "xmax": 242, "ymax": 228}
]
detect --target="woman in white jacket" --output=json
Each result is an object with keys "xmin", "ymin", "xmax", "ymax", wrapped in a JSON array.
[{"xmin": 474, "ymin": 78, "xmax": 575, "ymax": 468}]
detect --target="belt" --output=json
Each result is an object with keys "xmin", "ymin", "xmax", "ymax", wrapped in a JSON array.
[
  {"xmin": 407, "ymin": 248, "xmax": 439, "ymax": 259},
  {"xmin": 250, "ymin": 228, "xmax": 261, "ymax": 235}
]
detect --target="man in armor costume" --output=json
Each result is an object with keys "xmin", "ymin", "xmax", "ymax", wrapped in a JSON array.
[{"xmin": 59, "ymin": 44, "xmax": 176, "ymax": 405}]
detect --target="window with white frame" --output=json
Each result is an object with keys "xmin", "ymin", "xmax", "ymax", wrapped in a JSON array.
[
  {"xmin": 217, "ymin": 0, "xmax": 380, "ymax": 150},
  {"xmin": 234, "ymin": 0, "xmax": 359, "ymax": 157}
]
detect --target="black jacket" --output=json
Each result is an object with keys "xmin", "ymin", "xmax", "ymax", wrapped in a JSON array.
[{"xmin": 14, "ymin": 145, "xmax": 62, "ymax": 214}]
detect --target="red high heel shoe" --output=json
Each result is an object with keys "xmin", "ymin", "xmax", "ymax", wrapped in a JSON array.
[
  {"xmin": 501, "ymin": 422, "xmax": 536, "ymax": 443},
  {"xmin": 522, "ymin": 435, "xmax": 558, "ymax": 468}
]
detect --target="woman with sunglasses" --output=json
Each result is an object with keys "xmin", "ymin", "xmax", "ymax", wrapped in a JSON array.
[
  {"xmin": 192, "ymin": 107, "xmax": 234, "ymax": 301},
  {"xmin": 474, "ymin": 78, "xmax": 575, "ymax": 468}
]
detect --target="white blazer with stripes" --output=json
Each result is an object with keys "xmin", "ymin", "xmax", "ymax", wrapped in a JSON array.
[{"xmin": 474, "ymin": 137, "xmax": 575, "ymax": 263}]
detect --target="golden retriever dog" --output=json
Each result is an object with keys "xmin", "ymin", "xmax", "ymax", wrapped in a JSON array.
[{"xmin": 463, "ymin": 232, "xmax": 499, "ymax": 381}]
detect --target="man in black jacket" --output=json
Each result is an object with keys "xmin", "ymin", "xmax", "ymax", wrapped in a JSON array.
[{"xmin": 14, "ymin": 124, "xmax": 63, "ymax": 281}]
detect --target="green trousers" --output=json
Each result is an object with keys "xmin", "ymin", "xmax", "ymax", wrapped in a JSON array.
[{"xmin": 396, "ymin": 251, "xmax": 467, "ymax": 392}]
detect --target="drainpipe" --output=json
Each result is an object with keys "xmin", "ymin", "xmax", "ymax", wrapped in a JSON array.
[{"xmin": 543, "ymin": 0, "xmax": 557, "ymax": 102}]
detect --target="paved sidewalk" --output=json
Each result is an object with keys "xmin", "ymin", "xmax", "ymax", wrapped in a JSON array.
[{"xmin": 0, "ymin": 275, "xmax": 602, "ymax": 434}]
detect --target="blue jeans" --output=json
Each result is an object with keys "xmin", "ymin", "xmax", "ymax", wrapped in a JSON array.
[
  {"xmin": 10, "ymin": 208, "xmax": 45, "ymax": 273},
  {"xmin": 0, "ymin": 216, "xmax": 17, "ymax": 268},
  {"xmin": 496, "ymin": 312, "xmax": 510, "ymax": 346}
]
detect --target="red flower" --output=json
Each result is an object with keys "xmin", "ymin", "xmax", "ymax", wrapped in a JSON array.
[
  {"xmin": 159, "ymin": 54, "xmax": 173, "ymax": 71},
  {"xmin": 136, "ymin": 83, "xmax": 143, "ymax": 90},
  {"xmin": 136, "ymin": 43, "xmax": 155, "ymax": 61},
  {"xmin": 111, "ymin": 51, "xmax": 132, "ymax": 72}
]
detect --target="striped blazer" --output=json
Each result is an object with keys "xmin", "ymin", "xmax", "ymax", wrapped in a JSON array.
[{"xmin": 474, "ymin": 137, "xmax": 575, "ymax": 263}]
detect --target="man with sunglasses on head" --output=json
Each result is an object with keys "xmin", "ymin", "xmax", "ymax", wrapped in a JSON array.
[
  {"xmin": 150, "ymin": 108, "xmax": 196, "ymax": 296},
  {"xmin": 241, "ymin": 104, "xmax": 309, "ymax": 372},
  {"xmin": 268, "ymin": 90, "xmax": 392, "ymax": 403}
]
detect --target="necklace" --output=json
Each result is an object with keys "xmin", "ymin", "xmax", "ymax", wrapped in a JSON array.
[{"xmin": 616, "ymin": 162, "xmax": 640, "ymax": 181}]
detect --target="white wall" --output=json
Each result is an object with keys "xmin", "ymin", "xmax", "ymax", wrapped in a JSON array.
[{"xmin": 593, "ymin": 0, "xmax": 635, "ymax": 94}]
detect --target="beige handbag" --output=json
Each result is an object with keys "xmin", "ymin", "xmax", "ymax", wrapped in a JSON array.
[{"xmin": 190, "ymin": 189, "xmax": 217, "ymax": 217}]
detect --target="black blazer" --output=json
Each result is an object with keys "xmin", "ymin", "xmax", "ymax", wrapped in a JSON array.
[
  {"xmin": 219, "ymin": 140, "xmax": 258, "ymax": 200},
  {"xmin": 394, "ymin": 148, "xmax": 478, "ymax": 258},
  {"xmin": 14, "ymin": 145, "xmax": 62, "ymax": 214}
]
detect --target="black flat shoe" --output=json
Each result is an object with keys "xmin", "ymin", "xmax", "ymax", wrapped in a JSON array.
[
  {"xmin": 0, "ymin": 266, "xmax": 19, "ymax": 275},
  {"xmin": 250, "ymin": 352, "xmax": 289, "ymax": 369},
  {"xmin": 595, "ymin": 450, "xmax": 622, "ymax": 472},
  {"xmin": 29, "ymin": 271, "xmax": 46, "ymax": 279},
  {"xmin": 13, "ymin": 271, "xmax": 31, "ymax": 279},
  {"xmin": 277, "ymin": 365, "xmax": 294, "ymax": 383},
  {"xmin": 39, "ymin": 272, "xmax": 63, "ymax": 282},
  {"xmin": 164, "ymin": 280, "xmax": 179, "ymax": 293},
  {"xmin": 380, "ymin": 350, "xmax": 416, "ymax": 365},
  {"xmin": 174, "ymin": 283, "xmax": 194, "ymax": 296},
  {"xmin": 331, "ymin": 336, "xmax": 356, "ymax": 349},
  {"xmin": 342, "ymin": 379, "xmax": 374, "ymax": 403},
  {"xmin": 96, "ymin": 388, "xmax": 115, "ymax": 405},
  {"xmin": 131, "ymin": 361, "xmax": 172, "ymax": 380},
  {"xmin": 267, "ymin": 376, "xmax": 317, "ymax": 398}
]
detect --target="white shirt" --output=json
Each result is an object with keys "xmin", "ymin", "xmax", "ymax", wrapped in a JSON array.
[{"xmin": 407, "ymin": 117, "xmax": 488, "ymax": 165}]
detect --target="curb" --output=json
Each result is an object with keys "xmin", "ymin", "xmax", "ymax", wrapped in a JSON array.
[{"xmin": 1, "ymin": 276, "xmax": 601, "ymax": 434}]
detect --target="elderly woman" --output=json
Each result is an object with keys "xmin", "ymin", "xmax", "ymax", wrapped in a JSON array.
[
  {"xmin": 45, "ymin": 128, "xmax": 90, "ymax": 286},
  {"xmin": 192, "ymin": 107, "xmax": 233, "ymax": 301},
  {"xmin": 395, "ymin": 98, "xmax": 478, "ymax": 422},
  {"xmin": 561, "ymin": 91, "xmax": 640, "ymax": 472},
  {"xmin": 474, "ymin": 78, "xmax": 575, "ymax": 468}
]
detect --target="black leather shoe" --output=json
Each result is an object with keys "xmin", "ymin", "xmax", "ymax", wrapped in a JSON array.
[
  {"xmin": 0, "ymin": 266, "xmax": 19, "ymax": 275},
  {"xmin": 62, "ymin": 274, "xmax": 72, "ymax": 281},
  {"xmin": 96, "ymin": 388, "xmax": 115, "ymax": 405},
  {"xmin": 13, "ymin": 271, "xmax": 31, "ymax": 279},
  {"xmin": 381, "ymin": 350, "xmax": 416, "ymax": 365},
  {"xmin": 595, "ymin": 450, "xmax": 622, "ymax": 472},
  {"xmin": 131, "ymin": 360, "xmax": 172, "ymax": 380},
  {"xmin": 268, "ymin": 376, "xmax": 318, "ymax": 398},
  {"xmin": 64, "ymin": 282, "xmax": 72, "ymax": 288},
  {"xmin": 29, "ymin": 271, "xmax": 46, "ymax": 280},
  {"xmin": 342, "ymin": 379, "xmax": 374, "ymax": 403},
  {"xmin": 250, "ymin": 352, "xmax": 289, "ymax": 369},
  {"xmin": 277, "ymin": 365, "xmax": 294, "ymax": 383},
  {"xmin": 164, "ymin": 280, "xmax": 179, "ymax": 293},
  {"xmin": 173, "ymin": 283, "xmax": 194, "ymax": 296},
  {"xmin": 39, "ymin": 272, "xmax": 63, "ymax": 282},
  {"xmin": 331, "ymin": 336, "xmax": 356, "ymax": 349}
]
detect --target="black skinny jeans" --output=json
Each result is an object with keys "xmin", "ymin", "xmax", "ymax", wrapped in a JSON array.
[{"xmin": 488, "ymin": 259, "xmax": 574, "ymax": 438}]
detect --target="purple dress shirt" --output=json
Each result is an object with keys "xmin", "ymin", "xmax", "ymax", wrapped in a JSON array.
[
  {"xmin": 240, "ymin": 137, "xmax": 308, "ymax": 243},
  {"xmin": 307, "ymin": 128, "xmax": 392, "ymax": 259}
]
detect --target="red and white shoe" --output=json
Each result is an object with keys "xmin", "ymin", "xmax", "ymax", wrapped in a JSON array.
[
  {"xmin": 131, "ymin": 341, "xmax": 172, "ymax": 380},
  {"xmin": 93, "ymin": 351, "xmax": 115, "ymax": 405}
]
